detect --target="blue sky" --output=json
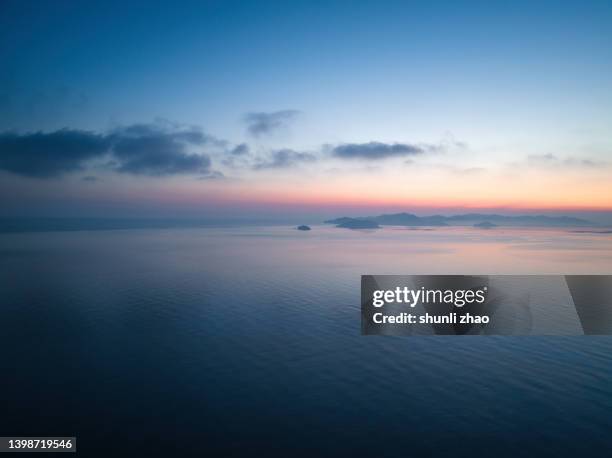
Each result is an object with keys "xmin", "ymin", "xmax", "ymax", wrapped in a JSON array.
[{"xmin": 0, "ymin": 0, "xmax": 611, "ymax": 218}]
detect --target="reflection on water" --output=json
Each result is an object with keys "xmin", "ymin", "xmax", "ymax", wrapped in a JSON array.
[{"xmin": 0, "ymin": 225, "xmax": 611, "ymax": 456}]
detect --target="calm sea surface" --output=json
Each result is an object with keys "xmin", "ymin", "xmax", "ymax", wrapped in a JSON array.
[{"xmin": 1, "ymin": 224, "xmax": 612, "ymax": 456}]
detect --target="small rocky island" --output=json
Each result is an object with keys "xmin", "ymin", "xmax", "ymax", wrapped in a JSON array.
[{"xmin": 296, "ymin": 225, "xmax": 311, "ymax": 231}]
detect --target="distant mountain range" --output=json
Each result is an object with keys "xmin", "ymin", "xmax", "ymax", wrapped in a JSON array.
[
  {"xmin": 473, "ymin": 221, "xmax": 498, "ymax": 229},
  {"xmin": 335, "ymin": 219, "xmax": 380, "ymax": 229},
  {"xmin": 324, "ymin": 212, "xmax": 593, "ymax": 229}
]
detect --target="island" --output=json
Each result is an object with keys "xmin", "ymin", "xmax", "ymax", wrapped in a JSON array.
[
  {"xmin": 325, "ymin": 212, "xmax": 592, "ymax": 228},
  {"xmin": 325, "ymin": 213, "xmax": 446, "ymax": 227},
  {"xmin": 474, "ymin": 221, "xmax": 498, "ymax": 229},
  {"xmin": 334, "ymin": 218, "xmax": 380, "ymax": 229},
  {"xmin": 296, "ymin": 225, "xmax": 311, "ymax": 231}
]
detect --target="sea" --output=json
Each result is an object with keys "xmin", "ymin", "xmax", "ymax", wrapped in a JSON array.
[{"xmin": 1, "ymin": 222, "xmax": 611, "ymax": 456}]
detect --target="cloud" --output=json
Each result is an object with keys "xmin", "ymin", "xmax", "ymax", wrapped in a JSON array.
[
  {"xmin": 244, "ymin": 110, "xmax": 299, "ymax": 137},
  {"xmin": 196, "ymin": 170, "xmax": 225, "ymax": 180},
  {"xmin": 222, "ymin": 143, "xmax": 252, "ymax": 168},
  {"xmin": 0, "ymin": 129, "xmax": 110, "ymax": 177},
  {"xmin": 0, "ymin": 123, "xmax": 216, "ymax": 178},
  {"xmin": 253, "ymin": 149, "xmax": 316, "ymax": 170},
  {"xmin": 527, "ymin": 153, "xmax": 557, "ymax": 165},
  {"xmin": 108, "ymin": 124, "xmax": 212, "ymax": 176},
  {"xmin": 230, "ymin": 143, "xmax": 249, "ymax": 155},
  {"xmin": 331, "ymin": 142, "xmax": 426, "ymax": 159},
  {"xmin": 527, "ymin": 153, "xmax": 605, "ymax": 168}
]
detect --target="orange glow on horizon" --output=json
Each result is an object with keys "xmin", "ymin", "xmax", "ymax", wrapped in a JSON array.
[{"xmin": 85, "ymin": 164, "xmax": 612, "ymax": 214}]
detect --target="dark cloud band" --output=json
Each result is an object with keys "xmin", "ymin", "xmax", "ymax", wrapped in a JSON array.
[
  {"xmin": 332, "ymin": 142, "xmax": 425, "ymax": 159},
  {"xmin": 0, "ymin": 124, "xmax": 215, "ymax": 178},
  {"xmin": 0, "ymin": 129, "xmax": 110, "ymax": 178}
]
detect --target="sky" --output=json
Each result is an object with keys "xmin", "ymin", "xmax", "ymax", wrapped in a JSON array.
[{"xmin": 0, "ymin": 0, "xmax": 611, "ymax": 221}]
